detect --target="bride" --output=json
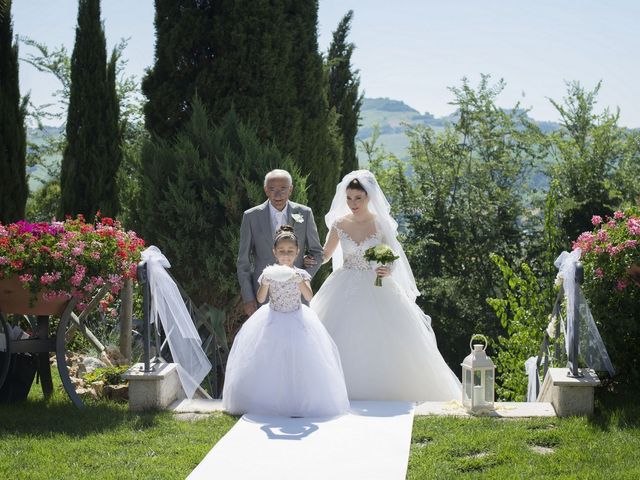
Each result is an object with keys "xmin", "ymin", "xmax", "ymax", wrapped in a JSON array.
[{"xmin": 310, "ymin": 170, "xmax": 461, "ymax": 401}]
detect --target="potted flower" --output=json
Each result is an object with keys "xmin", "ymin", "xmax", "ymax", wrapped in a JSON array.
[
  {"xmin": 0, "ymin": 215, "xmax": 145, "ymax": 315},
  {"xmin": 572, "ymin": 206, "xmax": 640, "ymax": 384}
]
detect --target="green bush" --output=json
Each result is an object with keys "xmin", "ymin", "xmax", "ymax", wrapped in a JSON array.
[
  {"xmin": 487, "ymin": 254, "xmax": 552, "ymax": 401},
  {"xmin": 573, "ymin": 206, "xmax": 640, "ymax": 385}
]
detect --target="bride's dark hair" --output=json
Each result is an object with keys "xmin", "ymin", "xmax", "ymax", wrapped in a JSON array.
[
  {"xmin": 346, "ymin": 178, "xmax": 367, "ymax": 194},
  {"xmin": 274, "ymin": 224, "xmax": 298, "ymax": 247}
]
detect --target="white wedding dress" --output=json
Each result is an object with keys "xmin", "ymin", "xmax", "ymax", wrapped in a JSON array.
[
  {"xmin": 310, "ymin": 225, "xmax": 462, "ymax": 402},
  {"xmin": 223, "ymin": 267, "xmax": 349, "ymax": 417}
]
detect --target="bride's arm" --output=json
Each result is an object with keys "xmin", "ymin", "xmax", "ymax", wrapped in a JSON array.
[{"xmin": 321, "ymin": 227, "xmax": 339, "ymax": 264}]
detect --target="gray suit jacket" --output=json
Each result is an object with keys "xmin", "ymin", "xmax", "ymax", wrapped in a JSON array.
[{"xmin": 237, "ymin": 200, "xmax": 323, "ymax": 303}]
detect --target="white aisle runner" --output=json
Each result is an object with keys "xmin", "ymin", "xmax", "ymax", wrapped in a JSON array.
[{"xmin": 188, "ymin": 401, "xmax": 415, "ymax": 480}]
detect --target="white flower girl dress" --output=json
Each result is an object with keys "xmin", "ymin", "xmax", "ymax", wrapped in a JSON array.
[{"xmin": 223, "ymin": 267, "xmax": 349, "ymax": 417}]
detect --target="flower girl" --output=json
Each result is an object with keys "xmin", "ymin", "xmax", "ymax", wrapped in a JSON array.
[{"xmin": 222, "ymin": 225, "xmax": 349, "ymax": 417}]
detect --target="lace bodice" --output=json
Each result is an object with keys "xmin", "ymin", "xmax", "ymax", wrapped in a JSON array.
[
  {"xmin": 335, "ymin": 225, "xmax": 382, "ymax": 270},
  {"xmin": 259, "ymin": 266, "xmax": 311, "ymax": 313}
]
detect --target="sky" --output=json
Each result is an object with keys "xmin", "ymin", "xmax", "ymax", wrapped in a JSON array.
[{"xmin": 11, "ymin": 0, "xmax": 640, "ymax": 127}]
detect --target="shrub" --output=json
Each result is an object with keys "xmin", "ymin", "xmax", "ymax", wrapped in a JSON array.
[{"xmin": 573, "ymin": 206, "xmax": 640, "ymax": 384}]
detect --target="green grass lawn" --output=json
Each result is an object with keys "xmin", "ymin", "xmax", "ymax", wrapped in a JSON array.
[
  {"xmin": 0, "ymin": 381, "xmax": 236, "ymax": 480},
  {"xmin": 409, "ymin": 393, "xmax": 640, "ymax": 479},
  {"xmin": 1, "ymin": 380, "xmax": 639, "ymax": 479}
]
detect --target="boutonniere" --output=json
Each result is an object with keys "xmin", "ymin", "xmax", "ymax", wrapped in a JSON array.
[{"xmin": 291, "ymin": 213, "xmax": 304, "ymax": 224}]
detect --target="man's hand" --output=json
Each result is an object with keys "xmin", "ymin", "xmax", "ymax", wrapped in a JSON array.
[
  {"xmin": 303, "ymin": 255, "xmax": 317, "ymax": 268},
  {"xmin": 243, "ymin": 300, "xmax": 257, "ymax": 317}
]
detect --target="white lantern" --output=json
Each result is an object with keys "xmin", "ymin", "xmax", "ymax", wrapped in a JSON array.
[{"xmin": 461, "ymin": 334, "xmax": 495, "ymax": 414}]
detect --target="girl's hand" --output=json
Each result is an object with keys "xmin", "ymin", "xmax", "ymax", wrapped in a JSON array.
[{"xmin": 375, "ymin": 265, "xmax": 391, "ymax": 278}]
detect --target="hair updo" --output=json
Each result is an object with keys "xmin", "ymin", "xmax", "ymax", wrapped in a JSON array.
[
  {"xmin": 346, "ymin": 178, "xmax": 367, "ymax": 194},
  {"xmin": 274, "ymin": 224, "xmax": 298, "ymax": 247}
]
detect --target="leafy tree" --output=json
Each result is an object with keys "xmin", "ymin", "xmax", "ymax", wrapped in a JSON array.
[
  {"xmin": 20, "ymin": 37, "xmax": 143, "ymax": 223},
  {"xmin": 548, "ymin": 81, "xmax": 640, "ymax": 245},
  {"xmin": 136, "ymin": 98, "xmax": 307, "ymax": 333},
  {"xmin": 25, "ymin": 180, "xmax": 60, "ymax": 222},
  {"xmin": 327, "ymin": 10, "xmax": 362, "ymax": 179},
  {"xmin": 612, "ymin": 129, "xmax": 640, "ymax": 207},
  {"xmin": 371, "ymin": 76, "xmax": 544, "ymax": 368},
  {"xmin": 487, "ymin": 255, "xmax": 551, "ymax": 401},
  {"xmin": 0, "ymin": 0, "xmax": 27, "ymax": 222},
  {"xmin": 59, "ymin": 0, "xmax": 122, "ymax": 220}
]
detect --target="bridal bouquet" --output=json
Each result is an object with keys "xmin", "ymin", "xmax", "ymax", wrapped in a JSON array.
[{"xmin": 363, "ymin": 244, "xmax": 399, "ymax": 287}]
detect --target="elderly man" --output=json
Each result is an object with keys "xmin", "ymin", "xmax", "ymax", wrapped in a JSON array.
[{"xmin": 237, "ymin": 169, "xmax": 323, "ymax": 316}]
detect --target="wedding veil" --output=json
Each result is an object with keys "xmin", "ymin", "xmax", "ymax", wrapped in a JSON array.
[{"xmin": 324, "ymin": 170, "xmax": 421, "ymax": 302}]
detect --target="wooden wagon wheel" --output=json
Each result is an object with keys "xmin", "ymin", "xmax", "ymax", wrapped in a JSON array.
[
  {"xmin": 55, "ymin": 284, "xmax": 112, "ymax": 409},
  {"xmin": 0, "ymin": 312, "xmax": 10, "ymax": 391},
  {"xmin": 55, "ymin": 299, "xmax": 83, "ymax": 408}
]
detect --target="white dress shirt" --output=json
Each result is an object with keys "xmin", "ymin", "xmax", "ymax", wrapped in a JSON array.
[{"xmin": 269, "ymin": 201, "xmax": 289, "ymax": 233}]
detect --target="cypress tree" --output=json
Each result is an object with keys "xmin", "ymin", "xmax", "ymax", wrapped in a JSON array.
[
  {"xmin": 286, "ymin": 0, "xmax": 342, "ymax": 223},
  {"xmin": 142, "ymin": 0, "xmax": 216, "ymax": 139},
  {"xmin": 0, "ymin": 0, "xmax": 28, "ymax": 223},
  {"xmin": 143, "ymin": 0, "xmax": 301, "ymax": 146},
  {"xmin": 327, "ymin": 10, "xmax": 362, "ymax": 179},
  {"xmin": 60, "ymin": 0, "xmax": 121, "ymax": 219},
  {"xmin": 143, "ymin": 0, "xmax": 342, "ymax": 230}
]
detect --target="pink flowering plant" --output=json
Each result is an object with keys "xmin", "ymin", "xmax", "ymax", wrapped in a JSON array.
[
  {"xmin": 0, "ymin": 214, "xmax": 145, "ymax": 312},
  {"xmin": 573, "ymin": 207, "xmax": 640, "ymax": 292},
  {"xmin": 572, "ymin": 205, "xmax": 640, "ymax": 384}
]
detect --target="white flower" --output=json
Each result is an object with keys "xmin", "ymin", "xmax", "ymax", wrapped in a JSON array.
[
  {"xmin": 554, "ymin": 272, "xmax": 563, "ymax": 287},
  {"xmin": 546, "ymin": 314, "xmax": 558, "ymax": 339},
  {"xmin": 291, "ymin": 213, "xmax": 304, "ymax": 224}
]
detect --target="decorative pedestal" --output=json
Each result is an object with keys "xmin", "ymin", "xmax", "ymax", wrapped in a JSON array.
[
  {"xmin": 538, "ymin": 367, "xmax": 600, "ymax": 417},
  {"xmin": 124, "ymin": 362, "xmax": 183, "ymax": 411}
]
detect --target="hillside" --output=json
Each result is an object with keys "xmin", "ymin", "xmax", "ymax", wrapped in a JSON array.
[
  {"xmin": 356, "ymin": 97, "xmax": 560, "ymax": 164},
  {"xmin": 26, "ymin": 125, "xmax": 64, "ymax": 191},
  {"xmin": 25, "ymin": 98, "xmax": 560, "ymax": 193}
]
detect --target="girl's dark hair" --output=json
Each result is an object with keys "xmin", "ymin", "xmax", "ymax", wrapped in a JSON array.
[
  {"xmin": 346, "ymin": 178, "xmax": 367, "ymax": 194},
  {"xmin": 274, "ymin": 224, "xmax": 298, "ymax": 247}
]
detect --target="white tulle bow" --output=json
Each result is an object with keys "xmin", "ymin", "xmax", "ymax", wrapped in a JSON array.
[{"xmin": 141, "ymin": 246, "xmax": 211, "ymax": 399}]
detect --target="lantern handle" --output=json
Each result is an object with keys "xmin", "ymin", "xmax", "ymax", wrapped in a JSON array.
[{"xmin": 470, "ymin": 334, "xmax": 488, "ymax": 352}]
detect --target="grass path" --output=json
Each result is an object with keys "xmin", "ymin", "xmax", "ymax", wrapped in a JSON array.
[{"xmin": 1, "ymin": 381, "xmax": 639, "ymax": 479}]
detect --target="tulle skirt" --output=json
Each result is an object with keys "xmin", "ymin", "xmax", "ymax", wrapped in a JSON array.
[
  {"xmin": 222, "ymin": 304, "xmax": 349, "ymax": 417},
  {"xmin": 310, "ymin": 268, "xmax": 462, "ymax": 402}
]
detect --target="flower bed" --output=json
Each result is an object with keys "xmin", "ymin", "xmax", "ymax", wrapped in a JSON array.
[{"xmin": 0, "ymin": 215, "xmax": 145, "ymax": 312}]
